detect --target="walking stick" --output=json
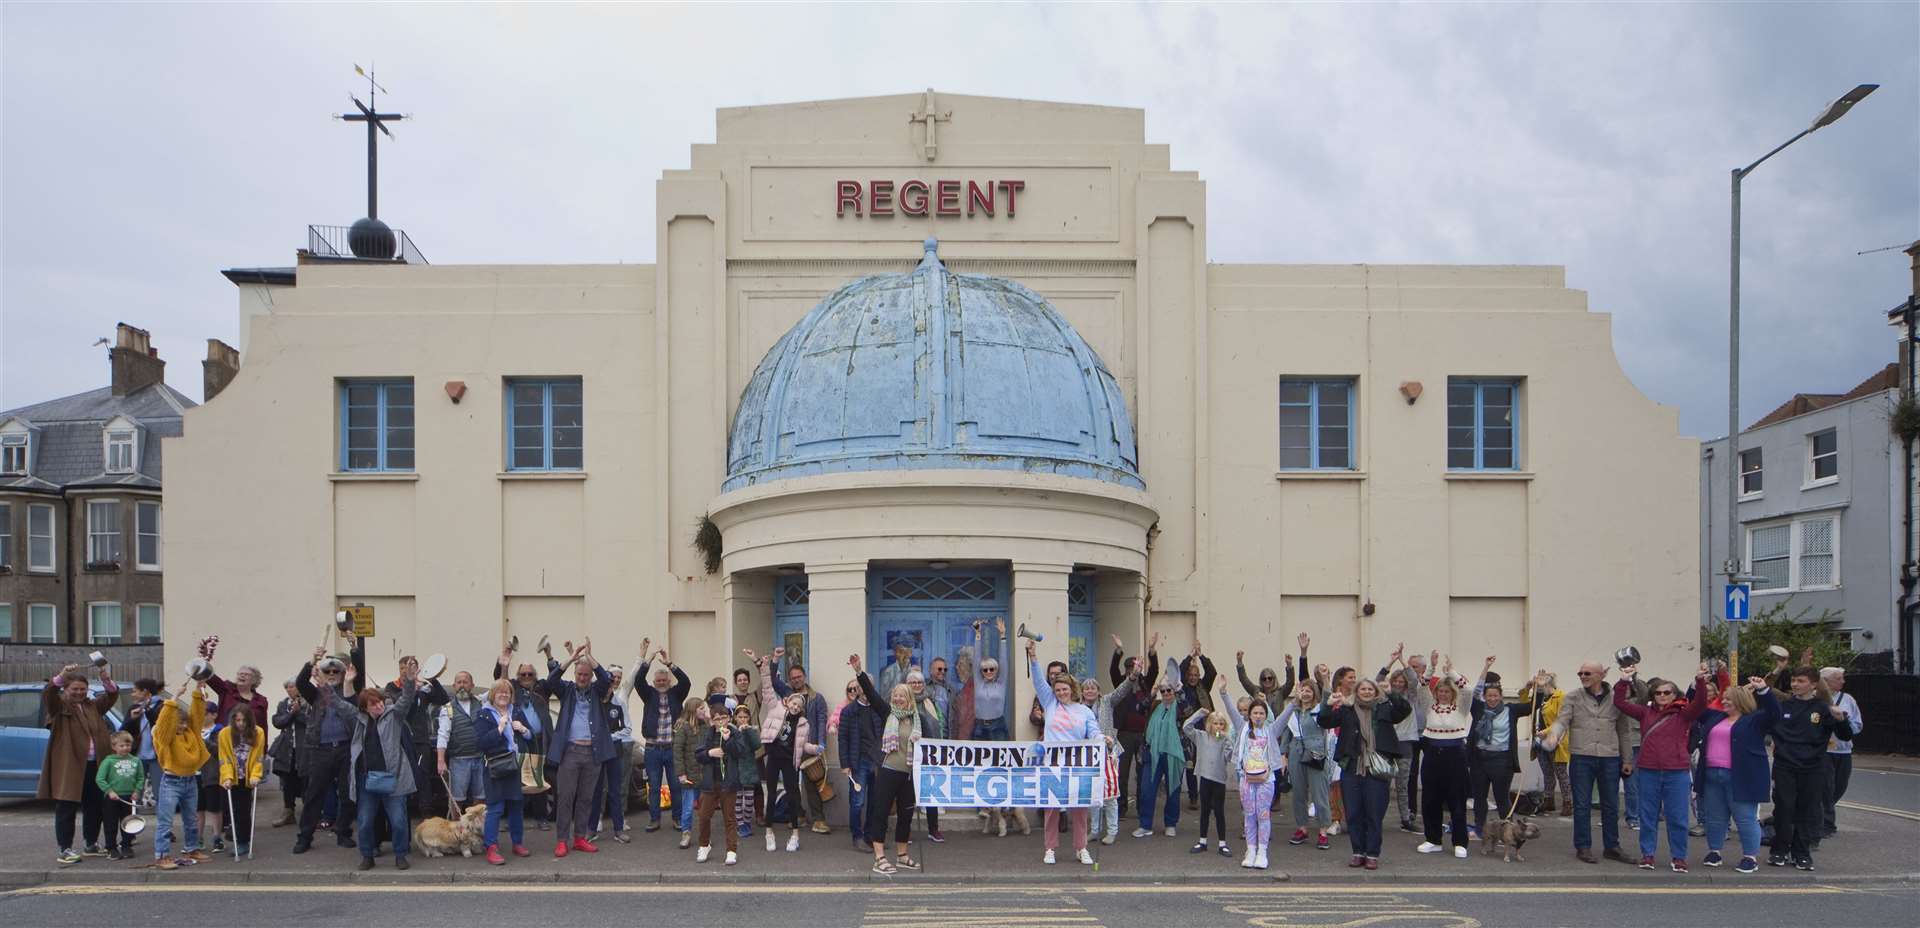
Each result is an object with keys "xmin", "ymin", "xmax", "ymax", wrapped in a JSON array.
[
  {"xmin": 225, "ymin": 787, "xmax": 239, "ymax": 861},
  {"xmin": 249, "ymin": 784, "xmax": 258, "ymax": 859}
]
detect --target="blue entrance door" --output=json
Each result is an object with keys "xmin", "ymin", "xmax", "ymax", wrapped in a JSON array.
[{"xmin": 867, "ymin": 568, "xmax": 1010, "ymax": 686}]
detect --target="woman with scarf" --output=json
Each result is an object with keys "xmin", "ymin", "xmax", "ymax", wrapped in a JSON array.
[
  {"xmin": 1276, "ymin": 679, "xmax": 1332, "ymax": 850},
  {"xmin": 1318, "ymin": 676, "xmax": 1411, "ymax": 869},
  {"xmin": 475, "ymin": 679, "xmax": 533, "ymax": 864},
  {"xmin": 852, "ymin": 654, "xmax": 938, "ymax": 874},
  {"xmin": 1029, "ymin": 640, "xmax": 1101, "ymax": 865},
  {"xmin": 1130, "ymin": 657, "xmax": 1188, "ymax": 839},
  {"xmin": 1220, "ymin": 684, "xmax": 1285, "ymax": 869}
]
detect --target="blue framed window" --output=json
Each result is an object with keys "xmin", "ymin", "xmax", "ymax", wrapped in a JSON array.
[
  {"xmin": 1279, "ymin": 379, "xmax": 1353, "ymax": 469},
  {"xmin": 339, "ymin": 379, "xmax": 415, "ymax": 472},
  {"xmin": 506, "ymin": 378, "xmax": 584, "ymax": 471},
  {"xmin": 1446, "ymin": 378, "xmax": 1519, "ymax": 470}
]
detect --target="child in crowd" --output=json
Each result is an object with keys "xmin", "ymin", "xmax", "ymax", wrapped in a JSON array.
[
  {"xmin": 153, "ymin": 682, "xmax": 212, "ymax": 870},
  {"xmin": 1223, "ymin": 686, "xmax": 1284, "ymax": 869},
  {"xmin": 1182, "ymin": 703, "xmax": 1234, "ymax": 858},
  {"xmin": 95, "ymin": 731, "xmax": 145, "ymax": 860}
]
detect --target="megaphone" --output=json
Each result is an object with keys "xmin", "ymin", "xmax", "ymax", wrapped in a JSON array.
[{"xmin": 1016, "ymin": 623, "xmax": 1044, "ymax": 643}]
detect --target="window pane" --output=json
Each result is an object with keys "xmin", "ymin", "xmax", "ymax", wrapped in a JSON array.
[
  {"xmin": 1801, "ymin": 518, "xmax": 1833, "ymax": 555},
  {"xmin": 346, "ymin": 427, "xmax": 378, "ymax": 452},
  {"xmin": 1279, "ymin": 383, "xmax": 1310, "ymax": 405},
  {"xmin": 1446, "ymin": 402, "xmax": 1474, "ymax": 428},
  {"xmin": 1813, "ymin": 455, "xmax": 1837, "ymax": 480},
  {"xmin": 1483, "ymin": 426, "xmax": 1513, "ymax": 455},
  {"xmin": 385, "ymin": 405, "xmax": 414, "ymax": 429},
  {"xmin": 513, "ymin": 383, "xmax": 545, "ymax": 406},
  {"xmin": 1484, "ymin": 385, "xmax": 1513, "ymax": 408},
  {"xmin": 0, "ymin": 605, "xmax": 10, "ymax": 641},
  {"xmin": 1320, "ymin": 446, "xmax": 1349, "ymax": 469},
  {"xmin": 138, "ymin": 534, "xmax": 157, "ymax": 566},
  {"xmin": 551, "ymin": 403, "xmax": 583, "ymax": 429},
  {"xmin": 551, "ymin": 447, "xmax": 583, "ymax": 470},
  {"xmin": 1483, "ymin": 448, "xmax": 1514, "ymax": 469},
  {"xmin": 1751, "ymin": 556, "xmax": 1790, "ymax": 590},
  {"xmin": 1800, "ymin": 553, "xmax": 1833, "ymax": 587},
  {"xmin": 552, "ymin": 427, "xmax": 582, "ymax": 450},
  {"xmin": 347, "ymin": 449, "xmax": 379, "ymax": 470},
  {"xmin": 347, "ymin": 384, "xmax": 378, "ymax": 407},
  {"xmin": 90, "ymin": 604, "xmax": 121, "ymax": 643},
  {"xmin": 1448, "ymin": 448, "xmax": 1475, "ymax": 469},
  {"xmin": 386, "ymin": 427, "xmax": 414, "ymax": 451},
  {"xmin": 385, "ymin": 384, "xmax": 413, "ymax": 406},
  {"xmin": 137, "ymin": 605, "xmax": 162, "ymax": 643},
  {"xmin": 1318, "ymin": 426, "xmax": 1347, "ymax": 459},
  {"xmin": 1751, "ymin": 525, "xmax": 1791, "ymax": 559},
  {"xmin": 137, "ymin": 502, "xmax": 158, "ymax": 533},
  {"xmin": 1279, "ymin": 446, "xmax": 1311, "ymax": 469},
  {"xmin": 550, "ymin": 382, "xmax": 582, "ymax": 407},
  {"xmin": 512, "ymin": 447, "xmax": 545, "ymax": 470},
  {"xmin": 28, "ymin": 605, "xmax": 54, "ymax": 642},
  {"xmin": 1812, "ymin": 431, "xmax": 1836, "ymax": 456},
  {"xmin": 1447, "ymin": 427, "xmax": 1476, "ymax": 451},
  {"xmin": 1447, "ymin": 382, "xmax": 1475, "ymax": 406},
  {"xmin": 385, "ymin": 449, "xmax": 414, "ymax": 470},
  {"xmin": 347, "ymin": 404, "xmax": 376, "ymax": 428},
  {"xmin": 1279, "ymin": 406, "xmax": 1309, "ymax": 428},
  {"xmin": 513, "ymin": 401, "xmax": 545, "ymax": 429}
]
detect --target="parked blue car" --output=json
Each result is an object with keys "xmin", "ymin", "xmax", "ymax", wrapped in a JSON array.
[{"xmin": 0, "ymin": 682, "xmax": 124, "ymax": 798}]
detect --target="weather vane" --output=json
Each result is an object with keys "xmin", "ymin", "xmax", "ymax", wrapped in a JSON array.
[{"xmin": 336, "ymin": 63, "xmax": 408, "ymax": 221}]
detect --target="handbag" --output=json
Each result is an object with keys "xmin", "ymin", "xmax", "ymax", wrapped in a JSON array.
[
  {"xmin": 363, "ymin": 770, "xmax": 398, "ymax": 795},
  {"xmin": 1364, "ymin": 749, "xmax": 1395, "ymax": 779},
  {"xmin": 521, "ymin": 752, "xmax": 549, "ymax": 794},
  {"xmin": 486, "ymin": 751, "xmax": 518, "ymax": 779}
]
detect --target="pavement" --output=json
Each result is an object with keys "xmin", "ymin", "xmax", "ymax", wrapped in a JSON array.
[{"xmin": 0, "ymin": 756, "xmax": 1913, "ymax": 890}]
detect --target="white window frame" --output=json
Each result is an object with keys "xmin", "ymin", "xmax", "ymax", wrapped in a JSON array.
[
  {"xmin": 26, "ymin": 503, "xmax": 54, "ymax": 572},
  {"xmin": 0, "ymin": 434, "xmax": 24, "ymax": 475},
  {"xmin": 0, "ymin": 604, "xmax": 11, "ymax": 641},
  {"xmin": 27, "ymin": 603, "xmax": 55, "ymax": 644},
  {"xmin": 1804, "ymin": 428, "xmax": 1839, "ymax": 489},
  {"xmin": 136, "ymin": 603, "xmax": 162, "ymax": 644},
  {"xmin": 86, "ymin": 499, "xmax": 122, "ymax": 566},
  {"xmin": 1746, "ymin": 513, "xmax": 1842, "ymax": 595},
  {"xmin": 104, "ymin": 427, "xmax": 136, "ymax": 474},
  {"xmin": 1738, "ymin": 447, "xmax": 1763, "ymax": 499},
  {"xmin": 135, "ymin": 500, "xmax": 161, "ymax": 570},
  {"xmin": 87, "ymin": 602, "xmax": 122, "ymax": 645},
  {"xmin": 0, "ymin": 500, "xmax": 11, "ymax": 569}
]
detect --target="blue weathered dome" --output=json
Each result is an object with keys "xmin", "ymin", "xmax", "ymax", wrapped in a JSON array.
[{"xmin": 725, "ymin": 239, "xmax": 1141, "ymax": 492}]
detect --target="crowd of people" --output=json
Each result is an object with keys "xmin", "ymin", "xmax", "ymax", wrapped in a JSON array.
[{"xmin": 36, "ymin": 626, "xmax": 1863, "ymax": 876}]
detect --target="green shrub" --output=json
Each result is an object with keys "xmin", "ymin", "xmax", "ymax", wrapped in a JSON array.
[{"xmin": 1700, "ymin": 599, "xmax": 1854, "ymax": 680}]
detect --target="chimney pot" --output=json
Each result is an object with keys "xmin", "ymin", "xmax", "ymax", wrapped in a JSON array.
[
  {"xmin": 110, "ymin": 323, "xmax": 165, "ymax": 396},
  {"xmin": 202, "ymin": 339, "xmax": 241, "ymax": 402}
]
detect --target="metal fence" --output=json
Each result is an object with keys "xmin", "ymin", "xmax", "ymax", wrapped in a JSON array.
[
  {"xmin": 1849, "ymin": 673, "xmax": 1919, "ymax": 754},
  {"xmin": 0, "ymin": 644, "xmax": 164, "ymax": 704},
  {"xmin": 307, "ymin": 223, "xmax": 428, "ymax": 265}
]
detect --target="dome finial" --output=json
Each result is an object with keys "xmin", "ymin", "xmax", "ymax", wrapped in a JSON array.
[{"xmin": 917, "ymin": 236, "xmax": 943, "ymax": 270}]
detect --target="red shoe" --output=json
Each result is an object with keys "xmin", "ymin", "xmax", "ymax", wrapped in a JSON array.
[
  {"xmin": 1363, "ymin": 857, "xmax": 1379, "ymax": 870},
  {"xmin": 511, "ymin": 845, "xmax": 531, "ymax": 858},
  {"xmin": 554, "ymin": 841, "xmax": 569, "ymax": 858},
  {"xmin": 1288, "ymin": 828, "xmax": 1308, "ymax": 846},
  {"xmin": 1316, "ymin": 834, "xmax": 1331, "ymax": 850},
  {"xmin": 572, "ymin": 837, "xmax": 600, "ymax": 854},
  {"xmin": 485, "ymin": 845, "xmax": 506, "ymax": 866}
]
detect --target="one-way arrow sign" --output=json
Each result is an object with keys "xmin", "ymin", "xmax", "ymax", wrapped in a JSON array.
[{"xmin": 1725, "ymin": 583, "xmax": 1752, "ymax": 622}]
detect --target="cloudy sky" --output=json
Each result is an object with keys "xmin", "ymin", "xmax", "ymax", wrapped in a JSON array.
[{"xmin": 2, "ymin": 2, "xmax": 1914, "ymax": 437}]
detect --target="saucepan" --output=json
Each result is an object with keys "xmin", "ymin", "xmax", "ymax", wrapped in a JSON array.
[{"xmin": 121, "ymin": 798, "xmax": 146, "ymax": 836}]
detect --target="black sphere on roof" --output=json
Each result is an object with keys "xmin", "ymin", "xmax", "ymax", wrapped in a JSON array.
[{"xmin": 348, "ymin": 216, "xmax": 397, "ymax": 260}]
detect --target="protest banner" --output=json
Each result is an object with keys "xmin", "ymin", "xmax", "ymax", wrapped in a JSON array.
[{"xmin": 912, "ymin": 738, "xmax": 1106, "ymax": 809}]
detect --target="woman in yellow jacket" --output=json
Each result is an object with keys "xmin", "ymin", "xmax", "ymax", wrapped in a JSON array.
[
  {"xmin": 1525, "ymin": 670, "xmax": 1571, "ymax": 816},
  {"xmin": 217, "ymin": 706, "xmax": 266, "ymax": 858}
]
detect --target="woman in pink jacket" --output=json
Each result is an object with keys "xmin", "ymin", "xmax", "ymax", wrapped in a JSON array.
[
  {"xmin": 1613, "ymin": 664, "xmax": 1711, "ymax": 872},
  {"xmin": 749, "ymin": 649, "xmax": 823, "ymax": 852}
]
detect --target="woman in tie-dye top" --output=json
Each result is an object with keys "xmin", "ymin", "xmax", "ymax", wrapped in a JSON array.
[{"xmin": 1029, "ymin": 640, "xmax": 1100, "ymax": 866}]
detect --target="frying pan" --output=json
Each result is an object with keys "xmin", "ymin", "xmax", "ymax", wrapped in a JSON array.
[
  {"xmin": 421, "ymin": 654, "xmax": 448, "ymax": 680},
  {"xmin": 120, "ymin": 797, "xmax": 146, "ymax": 836}
]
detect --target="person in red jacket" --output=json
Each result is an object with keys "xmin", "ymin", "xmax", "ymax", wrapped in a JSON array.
[{"xmin": 1613, "ymin": 664, "xmax": 1710, "ymax": 872}]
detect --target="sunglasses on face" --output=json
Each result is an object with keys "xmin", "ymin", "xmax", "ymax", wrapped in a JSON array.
[
  {"xmin": 1577, "ymin": 671, "xmax": 1596, "ymax": 677},
  {"xmin": 846, "ymin": 687, "xmax": 859, "ymax": 695},
  {"xmin": 1655, "ymin": 690, "xmax": 1677, "ymax": 698},
  {"xmin": 518, "ymin": 672, "xmax": 537, "ymax": 679}
]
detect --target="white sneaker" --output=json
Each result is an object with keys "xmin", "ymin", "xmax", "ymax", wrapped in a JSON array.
[
  {"xmin": 1417, "ymin": 842, "xmax": 1443, "ymax": 854},
  {"xmin": 725, "ymin": 850, "xmax": 738, "ymax": 866},
  {"xmin": 1131, "ymin": 827, "xmax": 1153, "ymax": 838},
  {"xmin": 766, "ymin": 831, "xmax": 777, "ymax": 852},
  {"xmin": 1044, "ymin": 849, "xmax": 1056, "ymax": 865},
  {"xmin": 998, "ymin": 818, "xmax": 1009, "ymax": 838},
  {"xmin": 1101, "ymin": 833, "xmax": 1116, "ymax": 845},
  {"xmin": 1328, "ymin": 821, "xmax": 1344, "ymax": 836},
  {"xmin": 1255, "ymin": 848, "xmax": 1269, "ymax": 869},
  {"xmin": 1241, "ymin": 848, "xmax": 1257, "ymax": 868},
  {"xmin": 1077, "ymin": 848, "xmax": 1094, "ymax": 865},
  {"xmin": 696, "ymin": 845, "xmax": 711, "ymax": 863},
  {"xmin": 1453, "ymin": 845, "xmax": 1468, "ymax": 859},
  {"xmin": 786, "ymin": 832, "xmax": 801, "ymax": 852},
  {"xmin": 1164, "ymin": 826, "xmax": 1176, "ymax": 837}
]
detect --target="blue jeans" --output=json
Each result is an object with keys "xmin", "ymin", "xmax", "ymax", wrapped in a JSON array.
[
  {"xmin": 355, "ymin": 781, "xmax": 410, "ymax": 859},
  {"xmin": 678, "ymin": 788, "xmax": 699, "ymax": 832},
  {"xmin": 1569, "ymin": 754, "xmax": 1621, "ymax": 851},
  {"xmin": 1636, "ymin": 768, "xmax": 1690, "ymax": 860},
  {"xmin": 971, "ymin": 718, "xmax": 1009, "ymax": 741},
  {"xmin": 643, "ymin": 744, "xmax": 676, "ymax": 827},
  {"xmin": 588, "ymin": 742, "xmax": 632, "ymax": 834},
  {"xmin": 1622, "ymin": 746, "xmax": 1641, "ymax": 824},
  {"xmin": 1138, "ymin": 755, "xmax": 1181, "ymax": 830},
  {"xmin": 847, "ymin": 760, "xmax": 876, "ymax": 841},
  {"xmin": 1345, "ymin": 774, "xmax": 1388, "ymax": 858},
  {"xmin": 1699, "ymin": 766, "xmax": 1760, "ymax": 858},
  {"xmin": 484, "ymin": 798, "xmax": 525, "ymax": 849},
  {"xmin": 153, "ymin": 772, "xmax": 199, "ymax": 859}
]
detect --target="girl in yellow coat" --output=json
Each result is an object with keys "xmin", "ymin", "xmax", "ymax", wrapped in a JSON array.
[
  {"xmin": 217, "ymin": 706, "xmax": 266, "ymax": 858},
  {"xmin": 1525, "ymin": 671, "xmax": 1571, "ymax": 816}
]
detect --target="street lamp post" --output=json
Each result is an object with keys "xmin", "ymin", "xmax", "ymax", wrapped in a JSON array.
[{"xmin": 1725, "ymin": 83, "xmax": 1877, "ymax": 676}]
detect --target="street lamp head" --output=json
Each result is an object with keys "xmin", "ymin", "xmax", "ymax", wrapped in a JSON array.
[{"xmin": 1810, "ymin": 84, "xmax": 1878, "ymax": 130}]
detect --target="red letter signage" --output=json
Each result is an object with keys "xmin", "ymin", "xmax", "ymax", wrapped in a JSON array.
[{"xmin": 834, "ymin": 179, "xmax": 1026, "ymax": 220}]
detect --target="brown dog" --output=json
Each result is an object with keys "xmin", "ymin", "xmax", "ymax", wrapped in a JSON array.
[
  {"xmin": 413, "ymin": 803, "xmax": 489, "ymax": 858},
  {"xmin": 1482, "ymin": 813, "xmax": 1541, "ymax": 863}
]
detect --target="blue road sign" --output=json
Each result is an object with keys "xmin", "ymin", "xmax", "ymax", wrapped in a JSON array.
[{"xmin": 1725, "ymin": 584, "xmax": 1752, "ymax": 622}]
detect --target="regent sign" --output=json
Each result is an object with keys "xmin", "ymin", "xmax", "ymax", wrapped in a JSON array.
[
  {"xmin": 912, "ymin": 738, "xmax": 1106, "ymax": 809},
  {"xmin": 835, "ymin": 179, "xmax": 1025, "ymax": 218}
]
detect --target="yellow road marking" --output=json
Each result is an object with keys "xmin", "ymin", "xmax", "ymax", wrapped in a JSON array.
[
  {"xmin": 1, "ymin": 883, "xmax": 1870, "ymax": 899},
  {"xmin": 1837, "ymin": 800, "xmax": 1920, "ymax": 822}
]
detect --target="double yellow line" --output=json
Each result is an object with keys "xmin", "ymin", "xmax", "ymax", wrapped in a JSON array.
[
  {"xmin": 2, "ymin": 883, "xmax": 1874, "ymax": 899},
  {"xmin": 1838, "ymin": 800, "xmax": 1920, "ymax": 822}
]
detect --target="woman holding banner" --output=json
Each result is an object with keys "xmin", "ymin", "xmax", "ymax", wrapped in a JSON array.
[
  {"xmin": 1030, "ymin": 640, "xmax": 1100, "ymax": 865},
  {"xmin": 852, "ymin": 655, "xmax": 938, "ymax": 875}
]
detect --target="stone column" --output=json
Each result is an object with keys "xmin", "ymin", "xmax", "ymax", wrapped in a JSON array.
[
  {"xmin": 723, "ymin": 572, "xmax": 773, "ymax": 664},
  {"xmin": 1094, "ymin": 571, "xmax": 1147, "ymax": 671},
  {"xmin": 1010, "ymin": 562, "xmax": 1073, "ymax": 741},
  {"xmin": 805, "ymin": 560, "xmax": 869, "ymax": 702}
]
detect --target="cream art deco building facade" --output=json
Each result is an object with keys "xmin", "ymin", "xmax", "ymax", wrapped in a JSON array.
[{"xmin": 166, "ymin": 92, "xmax": 1699, "ymax": 723}]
